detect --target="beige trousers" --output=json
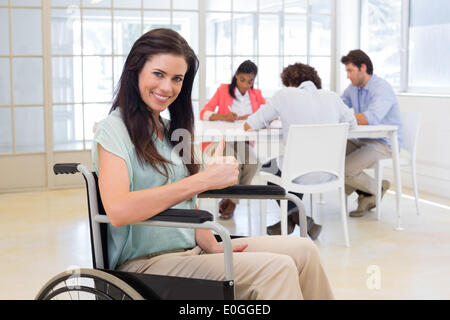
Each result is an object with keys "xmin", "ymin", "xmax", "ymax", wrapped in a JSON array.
[
  {"xmin": 117, "ymin": 236, "xmax": 334, "ymax": 300},
  {"xmin": 345, "ymin": 138, "xmax": 392, "ymax": 195},
  {"xmin": 204, "ymin": 141, "xmax": 260, "ymax": 204}
]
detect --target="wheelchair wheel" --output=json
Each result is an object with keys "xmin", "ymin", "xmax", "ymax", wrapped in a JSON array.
[{"xmin": 35, "ymin": 268, "xmax": 144, "ymax": 300}]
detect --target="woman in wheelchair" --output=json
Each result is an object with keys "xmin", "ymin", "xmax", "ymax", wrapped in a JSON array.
[{"xmin": 92, "ymin": 28, "xmax": 334, "ymax": 300}]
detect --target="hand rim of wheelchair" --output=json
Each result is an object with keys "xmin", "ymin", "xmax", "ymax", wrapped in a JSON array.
[{"xmin": 35, "ymin": 268, "xmax": 144, "ymax": 300}]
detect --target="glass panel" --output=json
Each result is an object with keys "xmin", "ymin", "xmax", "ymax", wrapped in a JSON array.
[
  {"xmin": 409, "ymin": 0, "xmax": 450, "ymax": 91},
  {"xmin": 259, "ymin": 0, "xmax": 282, "ymax": 12},
  {"xmin": 113, "ymin": 55, "xmax": 125, "ymax": 91},
  {"xmin": 310, "ymin": 15, "xmax": 331, "ymax": 55},
  {"xmin": 11, "ymin": 8, "xmax": 42, "ymax": 55},
  {"xmin": 53, "ymin": 104, "xmax": 84, "ymax": 151},
  {"xmin": 206, "ymin": 0, "xmax": 230, "ymax": 11},
  {"xmin": 14, "ymin": 106, "xmax": 45, "ymax": 153},
  {"xmin": 13, "ymin": 58, "xmax": 43, "ymax": 105},
  {"xmin": 51, "ymin": 8, "xmax": 82, "ymax": 55},
  {"xmin": 192, "ymin": 69, "xmax": 199, "ymax": 100},
  {"xmin": 310, "ymin": 56, "xmax": 330, "ymax": 90},
  {"xmin": 283, "ymin": 55, "xmax": 307, "ymax": 67},
  {"xmin": 82, "ymin": 0, "xmax": 111, "ymax": 7},
  {"xmin": 143, "ymin": 11, "xmax": 171, "ymax": 32},
  {"xmin": 191, "ymin": 100, "xmax": 199, "ymax": 121},
  {"xmin": 113, "ymin": 0, "xmax": 141, "ymax": 8},
  {"xmin": 285, "ymin": 0, "xmax": 307, "ymax": 13},
  {"xmin": 233, "ymin": 13, "xmax": 255, "ymax": 56},
  {"xmin": 310, "ymin": 0, "xmax": 331, "ymax": 14},
  {"xmin": 0, "ymin": 0, "xmax": 9, "ymax": 5},
  {"xmin": 0, "ymin": 9, "xmax": 9, "ymax": 55},
  {"xmin": 83, "ymin": 56, "xmax": 113, "ymax": 103},
  {"xmin": 113, "ymin": 10, "xmax": 141, "ymax": 55},
  {"xmin": 361, "ymin": 0, "xmax": 401, "ymax": 88},
  {"xmin": 82, "ymin": 9, "xmax": 112, "ymax": 55},
  {"xmin": 206, "ymin": 56, "xmax": 232, "ymax": 99},
  {"xmin": 11, "ymin": 0, "xmax": 42, "ymax": 5},
  {"xmin": 84, "ymin": 103, "xmax": 110, "ymax": 148},
  {"xmin": 206, "ymin": 13, "xmax": 231, "ymax": 55},
  {"xmin": 52, "ymin": 56, "xmax": 83, "ymax": 103},
  {"xmin": 173, "ymin": 11, "xmax": 199, "ymax": 53},
  {"xmin": 143, "ymin": 0, "xmax": 170, "ymax": 9},
  {"xmin": 259, "ymin": 14, "xmax": 280, "ymax": 56},
  {"xmin": 258, "ymin": 57, "xmax": 281, "ymax": 97},
  {"xmin": 233, "ymin": 0, "xmax": 256, "ymax": 12},
  {"xmin": 51, "ymin": 0, "xmax": 80, "ymax": 6},
  {"xmin": 0, "ymin": 108, "xmax": 12, "ymax": 154},
  {"xmin": 0, "ymin": 58, "xmax": 10, "ymax": 105},
  {"xmin": 173, "ymin": 0, "xmax": 198, "ymax": 10},
  {"xmin": 284, "ymin": 14, "xmax": 307, "ymax": 56}
]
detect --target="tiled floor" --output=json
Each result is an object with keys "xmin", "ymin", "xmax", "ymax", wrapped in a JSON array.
[{"xmin": 1, "ymin": 187, "xmax": 449, "ymax": 300}]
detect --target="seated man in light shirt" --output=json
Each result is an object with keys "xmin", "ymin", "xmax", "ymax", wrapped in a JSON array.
[
  {"xmin": 340, "ymin": 49, "xmax": 403, "ymax": 217},
  {"xmin": 244, "ymin": 63, "xmax": 356, "ymax": 239}
]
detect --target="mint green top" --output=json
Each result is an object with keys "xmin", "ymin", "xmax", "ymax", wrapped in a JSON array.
[{"xmin": 92, "ymin": 108, "xmax": 196, "ymax": 270}]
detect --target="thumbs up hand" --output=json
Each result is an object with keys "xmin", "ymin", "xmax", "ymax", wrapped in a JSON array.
[{"xmin": 202, "ymin": 138, "xmax": 239, "ymax": 190}]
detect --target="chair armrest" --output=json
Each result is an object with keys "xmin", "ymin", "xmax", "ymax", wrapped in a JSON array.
[
  {"xmin": 148, "ymin": 208, "xmax": 213, "ymax": 224},
  {"xmin": 93, "ymin": 209, "xmax": 234, "ymax": 281},
  {"xmin": 198, "ymin": 185, "xmax": 286, "ymax": 199}
]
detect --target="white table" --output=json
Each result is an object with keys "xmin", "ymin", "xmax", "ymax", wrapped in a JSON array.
[
  {"xmin": 195, "ymin": 121, "xmax": 403, "ymax": 230},
  {"xmin": 195, "ymin": 120, "xmax": 282, "ymax": 142}
]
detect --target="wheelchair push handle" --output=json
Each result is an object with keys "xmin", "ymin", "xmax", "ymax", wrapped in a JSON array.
[{"xmin": 53, "ymin": 163, "xmax": 81, "ymax": 175}]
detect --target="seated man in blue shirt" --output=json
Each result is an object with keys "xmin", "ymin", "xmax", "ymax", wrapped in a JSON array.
[{"xmin": 341, "ymin": 49, "xmax": 403, "ymax": 217}]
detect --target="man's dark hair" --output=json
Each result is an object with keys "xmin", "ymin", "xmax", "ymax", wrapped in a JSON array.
[
  {"xmin": 341, "ymin": 49, "xmax": 374, "ymax": 75},
  {"xmin": 280, "ymin": 63, "xmax": 322, "ymax": 89}
]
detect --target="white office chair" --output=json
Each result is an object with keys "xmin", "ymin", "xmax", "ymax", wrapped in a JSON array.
[
  {"xmin": 260, "ymin": 123, "xmax": 350, "ymax": 247},
  {"xmin": 372, "ymin": 111, "xmax": 422, "ymax": 220}
]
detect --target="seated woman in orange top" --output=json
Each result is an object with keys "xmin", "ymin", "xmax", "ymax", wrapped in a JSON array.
[{"xmin": 200, "ymin": 60, "xmax": 266, "ymax": 219}]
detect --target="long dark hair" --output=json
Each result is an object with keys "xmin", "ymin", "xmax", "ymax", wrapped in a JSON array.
[
  {"xmin": 228, "ymin": 60, "xmax": 258, "ymax": 99},
  {"xmin": 111, "ymin": 28, "xmax": 200, "ymax": 180}
]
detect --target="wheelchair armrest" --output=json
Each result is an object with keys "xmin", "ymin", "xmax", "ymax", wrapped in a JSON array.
[
  {"xmin": 198, "ymin": 185, "xmax": 286, "ymax": 199},
  {"xmin": 93, "ymin": 208, "xmax": 235, "ymax": 281},
  {"xmin": 149, "ymin": 208, "xmax": 213, "ymax": 224}
]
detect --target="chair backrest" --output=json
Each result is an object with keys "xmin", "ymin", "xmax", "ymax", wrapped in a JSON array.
[
  {"xmin": 79, "ymin": 168, "xmax": 109, "ymax": 270},
  {"xmin": 400, "ymin": 111, "xmax": 422, "ymax": 156},
  {"xmin": 281, "ymin": 123, "xmax": 349, "ymax": 184}
]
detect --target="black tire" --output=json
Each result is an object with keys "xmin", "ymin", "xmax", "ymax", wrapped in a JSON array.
[{"xmin": 35, "ymin": 268, "xmax": 144, "ymax": 300}]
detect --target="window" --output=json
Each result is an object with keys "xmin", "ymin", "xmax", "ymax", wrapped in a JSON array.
[
  {"xmin": 361, "ymin": 0, "xmax": 401, "ymax": 89},
  {"xmin": 409, "ymin": 0, "xmax": 450, "ymax": 93},
  {"xmin": 0, "ymin": 0, "xmax": 333, "ymax": 157},
  {"xmin": 205, "ymin": 0, "xmax": 333, "ymax": 100},
  {"xmin": 360, "ymin": 0, "xmax": 450, "ymax": 94},
  {"xmin": 50, "ymin": 0, "xmax": 199, "ymax": 151},
  {"xmin": 0, "ymin": 1, "xmax": 45, "ymax": 154}
]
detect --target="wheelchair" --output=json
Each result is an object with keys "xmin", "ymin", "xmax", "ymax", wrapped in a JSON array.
[{"xmin": 35, "ymin": 163, "xmax": 307, "ymax": 300}]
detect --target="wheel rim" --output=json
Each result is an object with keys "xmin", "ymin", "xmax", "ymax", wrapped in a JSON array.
[{"xmin": 36, "ymin": 269, "xmax": 144, "ymax": 300}]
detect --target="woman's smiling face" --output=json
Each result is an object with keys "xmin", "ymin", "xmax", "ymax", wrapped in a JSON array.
[{"xmin": 138, "ymin": 53, "xmax": 188, "ymax": 116}]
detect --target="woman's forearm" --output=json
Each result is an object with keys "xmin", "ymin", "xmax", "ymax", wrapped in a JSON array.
[
  {"xmin": 209, "ymin": 113, "xmax": 225, "ymax": 121},
  {"xmin": 195, "ymin": 229, "xmax": 221, "ymax": 253},
  {"xmin": 106, "ymin": 171, "xmax": 211, "ymax": 227}
]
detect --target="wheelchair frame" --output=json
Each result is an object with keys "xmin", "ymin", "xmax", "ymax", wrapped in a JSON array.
[{"xmin": 35, "ymin": 163, "xmax": 307, "ymax": 300}]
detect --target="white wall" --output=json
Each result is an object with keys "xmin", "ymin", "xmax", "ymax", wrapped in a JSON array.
[{"xmin": 394, "ymin": 95, "xmax": 450, "ymax": 199}]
